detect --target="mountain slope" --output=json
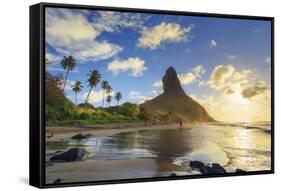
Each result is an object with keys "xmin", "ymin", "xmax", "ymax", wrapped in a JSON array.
[{"xmin": 140, "ymin": 67, "xmax": 215, "ymax": 122}]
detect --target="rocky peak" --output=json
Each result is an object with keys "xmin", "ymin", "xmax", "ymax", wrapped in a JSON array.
[{"xmin": 162, "ymin": 66, "xmax": 185, "ymax": 95}]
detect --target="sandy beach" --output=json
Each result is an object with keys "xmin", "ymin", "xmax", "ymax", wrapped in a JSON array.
[
  {"xmin": 46, "ymin": 123, "xmax": 191, "ymax": 142},
  {"xmin": 46, "ymin": 158, "xmax": 189, "ymax": 184}
]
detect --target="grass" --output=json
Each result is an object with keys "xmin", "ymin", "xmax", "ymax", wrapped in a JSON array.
[{"xmin": 46, "ymin": 118, "xmax": 142, "ymax": 127}]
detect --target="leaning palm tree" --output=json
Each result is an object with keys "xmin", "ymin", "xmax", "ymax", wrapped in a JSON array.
[
  {"xmin": 101, "ymin": 80, "xmax": 109, "ymax": 107},
  {"xmin": 115, "ymin": 92, "xmax": 122, "ymax": 106},
  {"xmin": 85, "ymin": 70, "xmax": 101, "ymax": 105},
  {"xmin": 61, "ymin": 55, "xmax": 76, "ymax": 92},
  {"xmin": 105, "ymin": 84, "xmax": 113, "ymax": 97},
  {"xmin": 106, "ymin": 95, "xmax": 112, "ymax": 107},
  {"xmin": 71, "ymin": 81, "xmax": 83, "ymax": 105}
]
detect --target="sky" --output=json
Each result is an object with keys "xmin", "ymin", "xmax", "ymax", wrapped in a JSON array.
[{"xmin": 45, "ymin": 7, "xmax": 272, "ymax": 122}]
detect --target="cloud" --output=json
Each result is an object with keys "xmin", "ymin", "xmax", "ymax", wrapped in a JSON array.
[
  {"xmin": 224, "ymin": 88, "xmax": 235, "ymax": 95},
  {"xmin": 227, "ymin": 55, "xmax": 237, "ymax": 60},
  {"xmin": 152, "ymin": 80, "xmax": 163, "ymax": 87},
  {"xmin": 92, "ymin": 11, "xmax": 147, "ymax": 33},
  {"xmin": 232, "ymin": 69, "xmax": 252, "ymax": 81},
  {"xmin": 129, "ymin": 90, "xmax": 161, "ymax": 103},
  {"xmin": 192, "ymin": 65, "xmax": 206, "ymax": 77},
  {"xmin": 178, "ymin": 72, "xmax": 196, "ymax": 85},
  {"xmin": 207, "ymin": 64, "xmax": 235, "ymax": 90},
  {"xmin": 107, "ymin": 57, "xmax": 147, "ymax": 77},
  {"xmin": 46, "ymin": 52, "xmax": 61, "ymax": 64},
  {"xmin": 241, "ymin": 84, "xmax": 269, "ymax": 99},
  {"xmin": 46, "ymin": 8, "xmax": 122, "ymax": 61},
  {"xmin": 58, "ymin": 80, "xmax": 76, "ymax": 91},
  {"xmin": 209, "ymin": 40, "xmax": 217, "ymax": 48},
  {"xmin": 46, "ymin": 66, "xmax": 79, "ymax": 73},
  {"xmin": 206, "ymin": 64, "xmax": 270, "ymax": 101},
  {"xmin": 266, "ymin": 56, "xmax": 271, "ymax": 64},
  {"xmin": 81, "ymin": 90, "xmax": 114, "ymax": 104},
  {"xmin": 137, "ymin": 22, "xmax": 193, "ymax": 49}
]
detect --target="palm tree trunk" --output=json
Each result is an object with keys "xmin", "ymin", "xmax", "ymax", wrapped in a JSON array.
[
  {"xmin": 62, "ymin": 68, "xmax": 69, "ymax": 92},
  {"xmin": 75, "ymin": 92, "xmax": 77, "ymax": 105},
  {"xmin": 85, "ymin": 86, "xmax": 93, "ymax": 104},
  {"xmin": 102, "ymin": 90, "xmax": 105, "ymax": 107}
]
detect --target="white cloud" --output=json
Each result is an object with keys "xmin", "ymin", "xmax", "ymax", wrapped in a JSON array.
[
  {"xmin": 92, "ymin": 11, "xmax": 147, "ymax": 33},
  {"xmin": 46, "ymin": 8, "xmax": 122, "ymax": 61},
  {"xmin": 227, "ymin": 54, "xmax": 237, "ymax": 60},
  {"xmin": 178, "ymin": 72, "xmax": 196, "ymax": 85},
  {"xmin": 207, "ymin": 64, "xmax": 235, "ymax": 90},
  {"xmin": 209, "ymin": 40, "xmax": 217, "ymax": 48},
  {"xmin": 232, "ymin": 69, "xmax": 252, "ymax": 81},
  {"xmin": 129, "ymin": 90, "xmax": 161, "ymax": 103},
  {"xmin": 137, "ymin": 22, "xmax": 193, "ymax": 49},
  {"xmin": 46, "ymin": 52, "xmax": 61, "ymax": 64},
  {"xmin": 46, "ymin": 66, "xmax": 79, "ymax": 73},
  {"xmin": 58, "ymin": 80, "xmax": 76, "ymax": 91},
  {"xmin": 152, "ymin": 80, "xmax": 163, "ymax": 87},
  {"xmin": 192, "ymin": 65, "xmax": 206, "ymax": 78},
  {"xmin": 81, "ymin": 90, "xmax": 114, "ymax": 104},
  {"xmin": 107, "ymin": 57, "xmax": 147, "ymax": 77},
  {"xmin": 266, "ymin": 56, "xmax": 271, "ymax": 64}
]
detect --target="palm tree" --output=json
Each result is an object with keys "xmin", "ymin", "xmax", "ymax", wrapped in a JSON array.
[
  {"xmin": 85, "ymin": 70, "xmax": 101, "ymax": 104},
  {"xmin": 115, "ymin": 92, "xmax": 122, "ymax": 106},
  {"xmin": 61, "ymin": 55, "xmax": 76, "ymax": 92},
  {"xmin": 71, "ymin": 81, "xmax": 83, "ymax": 105},
  {"xmin": 101, "ymin": 80, "xmax": 109, "ymax": 107},
  {"xmin": 105, "ymin": 84, "xmax": 113, "ymax": 97},
  {"xmin": 106, "ymin": 95, "xmax": 112, "ymax": 107}
]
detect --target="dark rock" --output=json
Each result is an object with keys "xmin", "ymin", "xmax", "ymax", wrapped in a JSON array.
[
  {"xmin": 50, "ymin": 148, "xmax": 88, "ymax": 162},
  {"xmin": 71, "ymin": 133, "xmax": 93, "ymax": 139},
  {"xmin": 170, "ymin": 173, "xmax": 177, "ymax": 177},
  {"xmin": 162, "ymin": 67, "xmax": 185, "ymax": 95},
  {"xmin": 236, "ymin": 168, "xmax": 246, "ymax": 173},
  {"xmin": 45, "ymin": 160, "xmax": 53, "ymax": 167},
  {"xmin": 53, "ymin": 178, "xmax": 63, "ymax": 184},
  {"xmin": 190, "ymin": 160, "xmax": 226, "ymax": 174},
  {"xmin": 211, "ymin": 163, "xmax": 227, "ymax": 173}
]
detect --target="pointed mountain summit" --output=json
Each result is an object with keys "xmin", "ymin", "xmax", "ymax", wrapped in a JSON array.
[{"xmin": 141, "ymin": 67, "xmax": 215, "ymax": 122}]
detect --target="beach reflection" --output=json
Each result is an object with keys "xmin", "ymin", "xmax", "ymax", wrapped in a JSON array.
[{"xmin": 46, "ymin": 123, "xmax": 271, "ymax": 174}]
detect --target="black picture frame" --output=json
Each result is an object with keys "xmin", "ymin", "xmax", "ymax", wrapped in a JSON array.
[{"xmin": 30, "ymin": 2, "xmax": 275, "ymax": 188}]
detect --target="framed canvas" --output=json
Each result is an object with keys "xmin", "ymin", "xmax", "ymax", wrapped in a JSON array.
[{"xmin": 29, "ymin": 2, "xmax": 274, "ymax": 188}]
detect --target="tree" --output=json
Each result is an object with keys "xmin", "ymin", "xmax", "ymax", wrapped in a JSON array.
[
  {"xmin": 101, "ymin": 80, "xmax": 109, "ymax": 107},
  {"xmin": 115, "ymin": 92, "xmax": 122, "ymax": 105},
  {"xmin": 71, "ymin": 81, "xmax": 83, "ymax": 105},
  {"xmin": 106, "ymin": 95, "xmax": 112, "ymax": 107},
  {"xmin": 60, "ymin": 55, "xmax": 76, "ymax": 92},
  {"xmin": 105, "ymin": 84, "xmax": 113, "ymax": 98},
  {"xmin": 85, "ymin": 70, "xmax": 101, "ymax": 105}
]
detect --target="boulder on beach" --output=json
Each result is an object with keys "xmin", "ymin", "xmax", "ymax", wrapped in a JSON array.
[
  {"xmin": 189, "ymin": 160, "xmax": 226, "ymax": 174},
  {"xmin": 53, "ymin": 178, "xmax": 63, "ymax": 184},
  {"xmin": 50, "ymin": 148, "xmax": 88, "ymax": 162},
  {"xmin": 236, "ymin": 168, "xmax": 246, "ymax": 173},
  {"xmin": 71, "ymin": 133, "xmax": 93, "ymax": 139}
]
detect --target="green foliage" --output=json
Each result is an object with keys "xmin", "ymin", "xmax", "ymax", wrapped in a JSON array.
[
  {"xmin": 119, "ymin": 102, "xmax": 140, "ymax": 117},
  {"xmin": 78, "ymin": 103, "xmax": 95, "ymax": 110},
  {"xmin": 138, "ymin": 107, "xmax": 152, "ymax": 121},
  {"xmin": 45, "ymin": 72, "xmax": 69, "ymax": 107}
]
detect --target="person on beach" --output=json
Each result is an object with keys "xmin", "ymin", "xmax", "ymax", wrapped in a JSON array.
[{"xmin": 179, "ymin": 119, "xmax": 183, "ymax": 129}]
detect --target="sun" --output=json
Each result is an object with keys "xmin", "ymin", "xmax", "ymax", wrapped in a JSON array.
[{"xmin": 231, "ymin": 91, "xmax": 249, "ymax": 106}]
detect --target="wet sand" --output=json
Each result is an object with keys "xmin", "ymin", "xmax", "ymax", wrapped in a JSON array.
[
  {"xmin": 46, "ymin": 123, "xmax": 191, "ymax": 142},
  {"xmin": 46, "ymin": 158, "xmax": 188, "ymax": 184}
]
